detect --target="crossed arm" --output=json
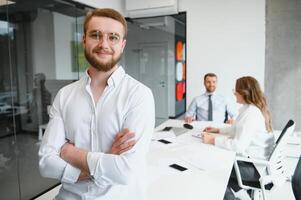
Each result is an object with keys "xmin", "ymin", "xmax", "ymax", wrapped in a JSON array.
[{"xmin": 60, "ymin": 129, "xmax": 136, "ymax": 181}]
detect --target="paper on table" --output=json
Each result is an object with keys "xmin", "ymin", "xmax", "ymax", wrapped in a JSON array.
[
  {"xmin": 172, "ymin": 143, "xmax": 234, "ymax": 174},
  {"xmin": 287, "ymin": 136, "xmax": 301, "ymax": 145},
  {"xmin": 286, "ymin": 145, "xmax": 301, "ymax": 158},
  {"xmin": 146, "ymin": 149, "xmax": 191, "ymax": 184},
  {"xmin": 171, "ymin": 127, "xmax": 188, "ymax": 136},
  {"xmin": 191, "ymin": 121, "xmax": 230, "ymax": 130},
  {"xmin": 190, "ymin": 131, "xmax": 203, "ymax": 139},
  {"xmin": 175, "ymin": 133, "xmax": 202, "ymax": 145}
]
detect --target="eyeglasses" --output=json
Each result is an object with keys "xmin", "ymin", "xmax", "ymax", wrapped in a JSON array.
[{"xmin": 87, "ymin": 31, "xmax": 122, "ymax": 45}]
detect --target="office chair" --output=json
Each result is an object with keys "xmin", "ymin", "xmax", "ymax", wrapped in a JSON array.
[
  {"xmin": 233, "ymin": 120, "xmax": 295, "ymax": 200},
  {"xmin": 292, "ymin": 156, "xmax": 301, "ymax": 200}
]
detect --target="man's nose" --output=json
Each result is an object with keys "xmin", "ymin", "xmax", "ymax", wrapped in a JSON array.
[{"xmin": 97, "ymin": 35, "xmax": 110, "ymax": 48}]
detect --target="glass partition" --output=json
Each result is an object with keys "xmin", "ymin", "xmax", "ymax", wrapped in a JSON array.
[
  {"xmin": 124, "ymin": 13, "xmax": 186, "ymax": 125},
  {"xmin": 0, "ymin": 0, "xmax": 90, "ymax": 199},
  {"xmin": 0, "ymin": 1, "xmax": 187, "ymax": 198}
]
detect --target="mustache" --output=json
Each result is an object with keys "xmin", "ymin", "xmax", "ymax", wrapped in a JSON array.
[{"xmin": 92, "ymin": 47, "xmax": 114, "ymax": 54}]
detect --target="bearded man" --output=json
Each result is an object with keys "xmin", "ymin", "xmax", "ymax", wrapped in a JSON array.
[
  {"xmin": 39, "ymin": 8, "xmax": 155, "ymax": 200},
  {"xmin": 185, "ymin": 73, "xmax": 236, "ymax": 124}
]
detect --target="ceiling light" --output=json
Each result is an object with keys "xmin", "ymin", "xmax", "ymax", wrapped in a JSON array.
[{"xmin": 0, "ymin": 0, "xmax": 16, "ymax": 6}]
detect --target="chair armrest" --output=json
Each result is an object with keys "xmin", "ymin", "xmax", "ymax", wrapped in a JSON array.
[
  {"xmin": 236, "ymin": 156, "xmax": 269, "ymax": 166},
  {"xmin": 260, "ymin": 174, "xmax": 286, "ymax": 187},
  {"xmin": 234, "ymin": 156, "xmax": 270, "ymax": 190}
]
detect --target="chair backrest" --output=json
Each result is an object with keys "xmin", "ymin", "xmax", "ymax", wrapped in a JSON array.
[
  {"xmin": 292, "ymin": 156, "xmax": 301, "ymax": 200},
  {"xmin": 267, "ymin": 120, "xmax": 295, "ymax": 176}
]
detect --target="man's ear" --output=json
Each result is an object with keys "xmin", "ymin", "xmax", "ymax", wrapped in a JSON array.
[
  {"xmin": 121, "ymin": 39, "xmax": 127, "ymax": 52},
  {"xmin": 82, "ymin": 34, "xmax": 86, "ymax": 45}
]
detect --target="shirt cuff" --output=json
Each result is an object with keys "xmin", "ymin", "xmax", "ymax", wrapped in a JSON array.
[
  {"xmin": 87, "ymin": 152, "xmax": 104, "ymax": 178},
  {"xmin": 214, "ymin": 135, "xmax": 225, "ymax": 148},
  {"xmin": 219, "ymin": 126, "xmax": 232, "ymax": 134},
  {"xmin": 61, "ymin": 163, "xmax": 81, "ymax": 184}
]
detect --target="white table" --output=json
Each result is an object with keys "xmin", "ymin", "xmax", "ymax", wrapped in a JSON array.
[
  {"xmin": 146, "ymin": 119, "xmax": 236, "ymax": 200},
  {"xmin": 35, "ymin": 120, "xmax": 301, "ymax": 200}
]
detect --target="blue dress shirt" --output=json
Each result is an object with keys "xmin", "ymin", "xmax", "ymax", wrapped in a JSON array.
[{"xmin": 185, "ymin": 92, "xmax": 237, "ymax": 123}]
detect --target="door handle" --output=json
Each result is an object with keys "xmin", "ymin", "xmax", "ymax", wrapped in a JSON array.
[{"xmin": 159, "ymin": 81, "xmax": 165, "ymax": 87}]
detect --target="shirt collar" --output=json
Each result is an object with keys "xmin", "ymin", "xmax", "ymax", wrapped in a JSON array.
[
  {"xmin": 205, "ymin": 91, "xmax": 215, "ymax": 96},
  {"xmin": 84, "ymin": 66, "xmax": 125, "ymax": 88},
  {"xmin": 84, "ymin": 70, "xmax": 91, "ymax": 85},
  {"xmin": 239, "ymin": 104, "xmax": 250, "ymax": 113},
  {"xmin": 108, "ymin": 66, "xmax": 125, "ymax": 87}
]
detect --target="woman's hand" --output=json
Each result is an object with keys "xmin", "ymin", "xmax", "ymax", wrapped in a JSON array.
[{"xmin": 202, "ymin": 132, "xmax": 215, "ymax": 145}]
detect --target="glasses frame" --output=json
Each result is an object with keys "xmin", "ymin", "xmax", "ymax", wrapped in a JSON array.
[{"xmin": 86, "ymin": 30, "xmax": 122, "ymax": 46}]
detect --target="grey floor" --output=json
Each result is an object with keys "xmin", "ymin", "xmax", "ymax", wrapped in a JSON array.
[{"xmin": 0, "ymin": 133, "xmax": 58, "ymax": 200}]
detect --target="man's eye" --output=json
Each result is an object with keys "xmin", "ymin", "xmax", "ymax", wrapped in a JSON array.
[
  {"xmin": 89, "ymin": 33, "xmax": 98, "ymax": 39},
  {"xmin": 89, "ymin": 32, "xmax": 102, "ymax": 39},
  {"xmin": 109, "ymin": 34, "xmax": 120, "ymax": 42}
]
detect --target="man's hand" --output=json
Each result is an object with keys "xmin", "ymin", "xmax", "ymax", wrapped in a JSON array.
[
  {"xmin": 110, "ymin": 128, "xmax": 136, "ymax": 155},
  {"xmin": 226, "ymin": 118, "xmax": 235, "ymax": 125},
  {"xmin": 60, "ymin": 142, "xmax": 89, "ymax": 172},
  {"xmin": 78, "ymin": 171, "xmax": 91, "ymax": 181},
  {"xmin": 184, "ymin": 116, "xmax": 193, "ymax": 123},
  {"xmin": 60, "ymin": 142, "xmax": 76, "ymax": 163},
  {"xmin": 203, "ymin": 126, "xmax": 220, "ymax": 133}
]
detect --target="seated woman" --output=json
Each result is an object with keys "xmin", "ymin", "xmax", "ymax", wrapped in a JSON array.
[{"xmin": 202, "ymin": 76, "xmax": 275, "ymax": 200}]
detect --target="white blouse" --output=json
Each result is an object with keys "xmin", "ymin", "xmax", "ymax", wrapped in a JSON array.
[{"xmin": 215, "ymin": 104, "xmax": 275, "ymax": 160}]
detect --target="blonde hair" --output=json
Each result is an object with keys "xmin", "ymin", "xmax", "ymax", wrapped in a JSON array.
[
  {"xmin": 235, "ymin": 76, "xmax": 273, "ymax": 132},
  {"xmin": 83, "ymin": 8, "xmax": 127, "ymax": 38}
]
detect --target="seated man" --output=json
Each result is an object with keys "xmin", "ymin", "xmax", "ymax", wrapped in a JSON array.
[{"xmin": 185, "ymin": 73, "xmax": 236, "ymax": 123}]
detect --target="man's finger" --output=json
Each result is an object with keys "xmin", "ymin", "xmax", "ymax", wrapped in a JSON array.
[
  {"xmin": 114, "ymin": 132, "xmax": 135, "ymax": 147},
  {"xmin": 115, "ymin": 128, "xmax": 130, "ymax": 140},
  {"xmin": 111, "ymin": 140, "xmax": 136, "ymax": 155},
  {"xmin": 119, "ymin": 140, "xmax": 136, "ymax": 150},
  {"xmin": 112, "ymin": 129, "xmax": 131, "ymax": 147},
  {"xmin": 118, "ymin": 142, "xmax": 136, "ymax": 154}
]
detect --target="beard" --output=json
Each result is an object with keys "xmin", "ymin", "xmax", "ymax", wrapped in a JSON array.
[
  {"xmin": 206, "ymin": 87, "xmax": 216, "ymax": 93},
  {"xmin": 84, "ymin": 47, "xmax": 122, "ymax": 72}
]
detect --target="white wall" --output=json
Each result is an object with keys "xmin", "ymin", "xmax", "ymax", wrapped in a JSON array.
[
  {"xmin": 179, "ymin": 0, "xmax": 265, "ymax": 107},
  {"xmin": 73, "ymin": 0, "xmax": 125, "ymax": 14},
  {"xmin": 71, "ymin": 0, "xmax": 266, "ymax": 109}
]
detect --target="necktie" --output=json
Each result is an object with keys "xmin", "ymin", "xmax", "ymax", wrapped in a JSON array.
[{"xmin": 208, "ymin": 95, "xmax": 213, "ymax": 121}]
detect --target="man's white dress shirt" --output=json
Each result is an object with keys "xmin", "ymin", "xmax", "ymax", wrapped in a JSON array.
[
  {"xmin": 215, "ymin": 104, "xmax": 275, "ymax": 160},
  {"xmin": 39, "ymin": 66, "xmax": 155, "ymax": 200},
  {"xmin": 185, "ymin": 92, "xmax": 236, "ymax": 123}
]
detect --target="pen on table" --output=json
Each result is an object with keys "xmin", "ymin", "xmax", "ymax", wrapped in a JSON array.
[
  {"xmin": 192, "ymin": 133, "xmax": 202, "ymax": 139},
  {"xmin": 203, "ymin": 127, "xmax": 209, "ymax": 132}
]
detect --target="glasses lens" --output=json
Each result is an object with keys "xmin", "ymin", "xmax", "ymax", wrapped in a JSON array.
[
  {"xmin": 108, "ymin": 33, "xmax": 120, "ymax": 45},
  {"xmin": 88, "ymin": 31, "xmax": 102, "ymax": 41},
  {"xmin": 88, "ymin": 31, "xmax": 121, "ymax": 45}
]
